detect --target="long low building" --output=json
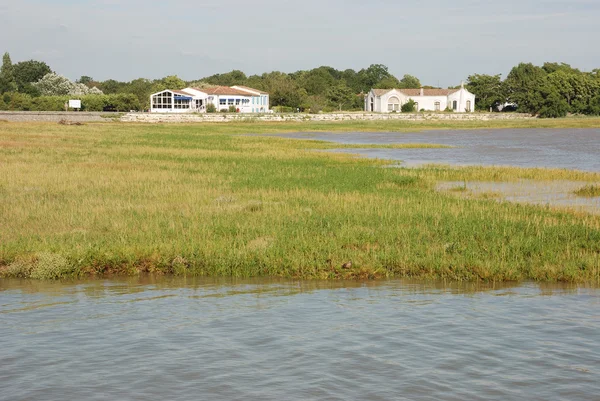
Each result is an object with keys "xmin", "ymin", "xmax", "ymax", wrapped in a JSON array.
[
  {"xmin": 365, "ymin": 84, "xmax": 475, "ymax": 113},
  {"xmin": 150, "ymin": 85, "xmax": 269, "ymax": 113}
]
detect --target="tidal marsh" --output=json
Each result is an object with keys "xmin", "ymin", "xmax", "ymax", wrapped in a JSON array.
[{"xmin": 1, "ymin": 122, "xmax": 599, "ymax": 282}]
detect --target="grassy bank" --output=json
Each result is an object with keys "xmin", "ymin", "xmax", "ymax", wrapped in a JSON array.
[{"xmin": 1, "ymin": 122, "xmax": 599, "ymax": 282}]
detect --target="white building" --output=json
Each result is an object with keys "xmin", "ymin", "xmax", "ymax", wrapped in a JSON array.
[
  {"xmin": 365, "ymin": 84, "xmax": 475, "ymax": 113},
  {"xmin": 150, "ymin": 85, "xmax": 269, "ymax": 113}
]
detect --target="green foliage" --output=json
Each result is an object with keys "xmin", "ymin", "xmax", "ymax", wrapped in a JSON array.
[
  {"xmin": 206, "ymin": 103, "xmax": 217, "ymax": 113},
  {"xmin": 326, "ymin": 82, "xmax": 354, "ymax": 110},
  {"xmin": 29, "ymin": 253, "xmax": 74, "ymax": 280},
  {"xmin": 0, "ymin": 93, "xmax": 140, "ymax": 111},
  {"xmin": 5, "ymin": 253, "xmax": 74, "ymax": 280},
  {"xmin": 399, "ymin": 74, "xmax": 421, "ymax": 89},
  {"xmin": 0, "ymin": 52, "xmax": 18, "ymax": 93},
  {"xmin": 374, "ymin": 76, "xmax": 401, "ymax": 89},
  {"xmin": 466, "ymin": 74, "xmax": 505, "ymax": 111},
  {"xmin": 13, "ymin": 60, "xmax": 51, "ymax": 94},
  {"xmin": 77, "ymin": 75, "xmax": 94, "ymax": 85},
  {"xmin": 2, "ymin": 53, "xmax": 600, "ymax": 118},
  {"xmin": 203, "ymin": 70, "xmax": 247, "ymax": 86},
  {"xmin": 504, "ymin": 63, "xmax": 546, "ymax": 114},
  {"xmin": 228, "ymin": 105, "xmax": 237, "ymax": 113},
  {"xmin": 538, "ymin": 88, "xmax": 569, "ymax": 118},
  {"xmin": 401, "ymin": 99, "xmax": 416, "ymax": 112}
]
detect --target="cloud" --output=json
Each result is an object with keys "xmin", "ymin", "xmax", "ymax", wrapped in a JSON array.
[{"xmin": 1, "ymin": 0, "xmax": 598, "ymax": 85}]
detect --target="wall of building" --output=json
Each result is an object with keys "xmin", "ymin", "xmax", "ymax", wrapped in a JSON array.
[{"xmin": 367, "ymin": 88, "xmax": 476, "ymax": 113}]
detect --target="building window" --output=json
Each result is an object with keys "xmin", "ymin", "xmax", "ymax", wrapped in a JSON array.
[
  {"xmin": 236, "ymin": 99, "xmax": 241, "ymax": 105},
  {"xmin": 220, "ymin": 99, "xmax": 226, "ymax": 105},
  {"xmin": 434, "ymin": 102, "xmax": 441, "ymax": 111},
  {"xmin": 370, "ymin": 98, "xmax": 374, "ymax": 112},
  {"xmin": 466, "ymin": 100, "xmax": 472, "ymax": 112},
  {"xmin": 388, "ymin": 96, "xmax": 400, "ymax": 112},
  {"xmin": 152, "ymin": 91, "xmax": 173, "ymax": 109},
  {"xmin": 453, "ymin": 100, "xmax": 458, "ymax": 111},
  {"xmin": 173, "ymin": 98, "xmax": 191, "ymax": 109}
]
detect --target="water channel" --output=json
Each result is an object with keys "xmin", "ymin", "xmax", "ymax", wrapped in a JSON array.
[
  {"xmin": 280, "ymin": 128, "xmax": 600, "ymax": 214},
  {"xmin": 1, "ymin": 278, "xmax": 599, "ymax": 401},
  {"xmin": 280, "ymin": 128, "xmax": 600, "ymax": 171}
]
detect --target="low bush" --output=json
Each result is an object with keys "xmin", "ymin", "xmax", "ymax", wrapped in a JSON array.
[{"xmin": 401, "ymin": 99, "xmax": 416, "ymax": 113}]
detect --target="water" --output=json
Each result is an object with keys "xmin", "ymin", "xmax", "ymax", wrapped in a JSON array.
[
  {"xmin": 438, "ymin": 180, "xmax": 600, "ymax": 215},
  {"xmin": 1, "ymin": 277, "xmax": 599, "ymax": 401},
  {"xmin": 279, "ymin": 129, "xmax": 600, "ymax": 172}
]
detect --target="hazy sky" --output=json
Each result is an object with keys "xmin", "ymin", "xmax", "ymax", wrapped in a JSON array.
[{"xmin": 1, "ymin": 0, "xmax": 599, "ymax": 86}]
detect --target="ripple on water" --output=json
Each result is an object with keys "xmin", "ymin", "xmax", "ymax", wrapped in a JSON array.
[{"xmin": 0, "ymin": 278, "xmax": 599, "ymax": 401}]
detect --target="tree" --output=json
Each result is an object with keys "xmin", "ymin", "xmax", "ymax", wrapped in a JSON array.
[
  {"xmin": 359, "ymin": 64, "xmax": 397, "ymax": 91},
  {"xmin": 33, "ymin": 73, "xmax": 103, "ymax": 96},
  {"xmin": 466, "ymin": 74, "xmax": 505, "ymax": 111},
  {"xmin": 299, "ymin": 67, "xmax": 337, "ymax": 96},
  {"xmin": 77, "ymin": 76, "xmax": 94, "ymax": 85},
  {"xmin": 153, "ymin": 75, "xmax": 185, "ymax": 92},
  {"xmin": 538, "ymin": 87, "xmax": 569, "ymax": 118},
  {"xmin": 326, "ymin": 82, "xmax": 354, "ymax": 110},
  {"xmin": 12, "ymin": 60, "xmax": 52, "ymax": 94},
  {"xmin": 0, "ymin": 52, "xmax": 17, "ymax": 93},
  {"xmin": 374, "ymin": 76, "xmax": 401, "ymax": 89},
  {"xmin": 202, "ymin": 70, "xmax": 247, "ymax": 86},
  {"xmin": 398, "ymin": 74, "xmax": 421, "ymax": 89},
  {"xmin": 504, "ymin": 63, "xmax": 547, "ymax": 113}
]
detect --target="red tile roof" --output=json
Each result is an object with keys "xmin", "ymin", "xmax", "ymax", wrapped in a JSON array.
[{"xmin": 199, "ymin": 86, "xmax": 256, "ymax": 96}]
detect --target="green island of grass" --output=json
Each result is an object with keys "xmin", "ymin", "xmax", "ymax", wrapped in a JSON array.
[
  {"xmin": 1, "ymin": 120, "xmax": 599, "ymax": 282},
  {"xmin": 573, "ymin": 184, "xmax": 600, "ymax": 198}
]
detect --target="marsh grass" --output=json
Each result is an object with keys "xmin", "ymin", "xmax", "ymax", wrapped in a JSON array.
[
  {"xmin": 1, "ymin": 122, "xmax": 599, "ymax": 282},
  {"xmin": 574, "ymin": 185, "xmax": 600, "ymax": 198}
]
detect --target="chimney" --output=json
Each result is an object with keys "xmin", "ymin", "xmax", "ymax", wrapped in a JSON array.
[{"xmin": 420, "ymin": 88, "xmax": 424, "ymax": 96}]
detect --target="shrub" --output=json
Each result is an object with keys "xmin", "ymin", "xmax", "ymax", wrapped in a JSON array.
[
  {"xmin": 206, "ymin": 103, "xmax": 216, "ymax": 113},
  {"xmin": 5, "ymin": 256, "xmax": 36, "ymax": 278},
  {"xmin": 30, "ymin": 252, "xmax": 74, "ymax": 280},
  {"xmin": 228, "ymin": 105, "xmax": 237, "ymax": 113},
  {"xmin": 401, "ymin": 99, "xmax": 416, "ymax": 113}
]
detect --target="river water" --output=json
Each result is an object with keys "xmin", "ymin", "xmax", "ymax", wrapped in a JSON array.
[
  {"xmin": 280, "ymin": 128, "xmax": 600, "ymax": 171},
  {"xmin": 1, "ymin": 278, "xmax": 599, "ymax": 401}
]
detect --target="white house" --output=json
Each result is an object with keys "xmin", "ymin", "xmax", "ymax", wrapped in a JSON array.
[
  {"xmin": 150, "ymin": 85, "xmax": 269, "ymax": 113},
  {"xmin": 365, "ymin": 84, "xmax": 475, "ymax": 113}
]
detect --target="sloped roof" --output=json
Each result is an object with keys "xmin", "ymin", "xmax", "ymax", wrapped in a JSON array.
[
  {"xmin": 172, "ymin": 89, "xmax": 196, "ymax": 96},
  {"xmin": 372, "ymin": 89, "xmax": 393, "ymax": 96},
  {"xmin": 200, "ymin": 86, "xmax": 255, "ymax": 96},
  {"xmin": 372, "ymin": 88, "xmax": 460, "ymax": 97},
  {"xmin": 400, "ymin": 88, "xmax": 459, "ymax": 96},
  {"xmin": 232, "ymin": 85, "xmax": 269, "ymax": 95}
]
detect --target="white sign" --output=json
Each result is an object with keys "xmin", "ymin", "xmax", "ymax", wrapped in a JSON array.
[{"xmin": 69, "ymin": 100, "xmax": 81, "ymax": 109}]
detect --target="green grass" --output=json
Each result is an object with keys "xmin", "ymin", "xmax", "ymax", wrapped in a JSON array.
[
  {"xmin": 1, "ymin": 121, "xmax": 599, "ymax": 282},
  {"xmin": 574, "ymin": 185, "xmax": 600, "ymax": 198}
]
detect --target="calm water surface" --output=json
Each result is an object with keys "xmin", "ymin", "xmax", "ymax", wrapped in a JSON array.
[
  {"xmin": 280, "ymin": 129, "xmax": 600, "ymax": 171},
  {"xmin": 1, "ymin": 277, "xmax": 599, "ymax": 401}
]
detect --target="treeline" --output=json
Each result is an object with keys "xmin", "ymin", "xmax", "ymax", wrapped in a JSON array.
[
  {"xmin": 467, "ymin": 62, "xmax": 600, "ymax": 117},
  {"xmin": 1, "ymin": 50, "xmax": 600, "ymax": 116}
]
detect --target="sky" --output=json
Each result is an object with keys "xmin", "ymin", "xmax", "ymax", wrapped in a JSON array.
[{"xmin": 1, "ymin": 0, "xmax": 599, "ymax": 87}]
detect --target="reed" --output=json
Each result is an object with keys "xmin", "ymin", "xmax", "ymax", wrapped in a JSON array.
[
  {"xmin": 573, "ymin": 185, "xmax": 600, "ymax": 198},
  {"xmin": 1, "ymin": 122, "xmax": 599, "ymax": 282}
]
